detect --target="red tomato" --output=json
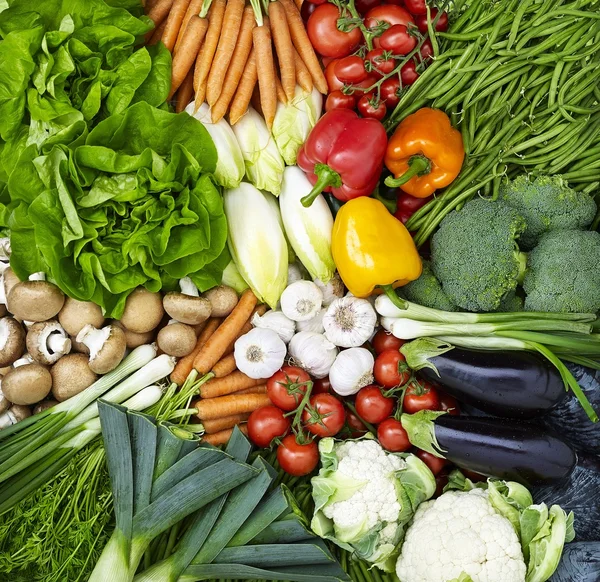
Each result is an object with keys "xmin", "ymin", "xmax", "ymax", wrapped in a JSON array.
[
  {"xmin": 277, "ymin": 435, "xmax": 320, "ymax": 476},
  {"xmin": 325, "ymin": 59, "xmax": 344, "ymax": 92},
  {"xmin": 247, "ymin": 406, "xmax": 291, "ymax": 448},
  {"xmin": 306, "ymin": 0, "xmax": 327, "ymax": 5},
  {"xmin": 348, "ymin": 75, "xmax": 378, "ymax": 94},
  {"xmin": 365, "ymin": 48, "xmax": 396, "ymax": 77},
  {"xmin": 313, "ymin": 376, "xmax": 333, "ymax": 395},
  {"xmin": 355, "ymin": 0, "xmax": 381, "ymax": 15},
  {"xmin": 439, "ymin": 393, "xmax": 461, "ymax": 416},
  {"xmin": 326, "ymin": 91, "xmax": 356, "ymax": 111},
  {"xmin": 334, "ymin": 56, "xmax": 368, "ymax": 83},
  {"xmin": 346, "ymin": 410, "xmax": 368, "ymax": 437},
  {"xmin": 301, "ymin": 0, "xmax": 317, "ymax": 24},
  {"xmin": 419, "ymin": 39, "xmax": 434, "ymax": 61},
  {"xmin": 403, "ymin": 380, "xmax": 441, "ymax": 413},
  {"xmin": 372, "ymin": 329, "xmax": 405, "ymax": 354},
  {"xmin": 414, "ymin": 9, "xmax": 449, "ymax": 33},
  {"xmin": 302, "ymin": 393, "xmax": 346, "ymax": 437},
  {"xmin": 416, "ymin": 449, "xmax": 448, "ymax": 476},
  {"xmin": 400, "ymin": 60, "xmax": 419, "ymax": 85},
  {"xmin": 462, "ymin": 468, "xmax": 487, "ymax": 482},
  {"xmin": 404, "ymin": 0, "xmax": 427, "ymax": 15},
  {"xmin": 307, "ymin": 4, "xmax": 362, "ymax": 58},
  {"xmin": 356, "ymin": 385, "xmax": 395, "ymax": 424},
  {"xmin": 266, "ymin": 366, "xmax": 311, "ymax": 411},
  {"xmin": 394, "ymin": 192, "xmax": 431, "ymax": 223},
  {"xmin": 435, "ymin": 471, "xmax": 450, "ymax": 497},
  {"xmin": 374, "ymin": 349, "xmax": 411, "ymax": 388},
  {"xmin": 357, "ymin": 94, "xmax": 387, "ymax": 120},
  {"xmin": 379, "ymin": 24, "xmax": 417, "ymax": 55},
  {"xmin": 380, "ymin": 77, "xmax": 401, "ymax": 107},
  {"xmin": 364, "ymin": 5, "xmax": 414, "ymax": 48},
  {"xmin": 385, "ymin": 0, "xmax": 406, "ymax": 5},
  {"xmin": 377, "ymin": 418, "xmax": 411, "ymax": 452}
]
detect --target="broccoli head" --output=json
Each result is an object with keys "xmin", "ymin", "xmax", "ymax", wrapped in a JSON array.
[
  {"xmin": 495, "ymin": 290, "xmax": 524, "ymax": 312},
  {"xmin": 401, "ymin": 261, "xmax": 457, "ymax": 311},
  {"xmin": 523, "ymin": 229, "xmax": 600, "ymax": 313},
  {"xmin": 431, "ymin": 198, "xmax": 527, "ymax": 312},
  {"xmin": 499, "ymin": 175, "xmax": 597, "ymax": 250}
]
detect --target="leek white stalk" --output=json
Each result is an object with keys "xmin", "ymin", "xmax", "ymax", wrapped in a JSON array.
[
  {"xmin": 279, "ymin": 166, "xmax": 335, "ymax": 283},
  {"xmin": 224, "ymin": 184, "xmax": 288, "ymax": 309}
]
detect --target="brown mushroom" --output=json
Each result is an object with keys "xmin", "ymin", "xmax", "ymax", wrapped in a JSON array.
[
  {"xmin": 0, "ymin": 378, "xmax": 10, "ymax": 415},
  {"xmin": 119, "ymin": 288, "xmax": 164, "ymax": 333},
  {"xmin": 156, "ymin": 322, "xmax": 197, "ymax": 357},
  {"xmin": 77, "ymin": 324, "xmax": 127, "ymax": 374},
  {"xmin": 203, "ymin": 285, "xmax": 239, "ymax": 318},
  {"xmin": 163, "ymin": 278, "xmax": 212, "ymax": 325},
  {"xmin": 51, "ymin": 353, "xmax": 98, "ymax": 402},
  {"xmin": 2, "ymin": 364, "xmax": 52, "ymax": 405},
  {"xmin": 2, "ymin": 268, "xmax": 20, "ymax": 313},
  {"xmin": 70, "ymin": 335, "xmax": 90, "ymax": 355},
  {"xmin": 0, "ymin": 404, "xmax": 31, "ymax": 429},
  {"xmin": 33, "ymin": 400, "xmax": 58, "ymax": 414},
  {"xmin": 26, "ymin": 321, "xmax": 71, "ymax": 365},
  {"xmin": 114, "ymin": 322, "xmax": 155, "ymax": 349},
  {"xmin": 8, "ymin": 280, "xmax": 65, "ymax": 322},
  {"xmin": 58, "ymin": 298, "xmax": 105, "ymax": 337},
  {"xmin": 0, "ymin": 317, "xmax": 26, "ymax": 367}
]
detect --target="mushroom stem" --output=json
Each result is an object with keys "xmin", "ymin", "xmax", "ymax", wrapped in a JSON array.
[
  {"xmin": 47, "ymin": 332, "xmax": 71, "ymax": 355},
  {"xmin": 179, "ymin": 277, "xmax": 200, "ymax": 297},
  {"xmin": 77, "ymin": 325, "xmax": 111, "ymax": 360},
  {"xmin": 0, "ymin": 319, "xmax": 10, "ymax": 351},
  {"xmin": 28, "ymin": 272, "xmax": 46, "ymax": 282},
  {"xmin": 13, "ymin": 355, "xmax": 34, "ymax": 367},
  {"xmin": 0, "ymin": 405, "xmax": 30, "ymax": 429}
]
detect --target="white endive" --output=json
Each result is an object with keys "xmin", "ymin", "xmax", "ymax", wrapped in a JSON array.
[
  {"xmin": 224, "ymin": 183, "xmax": 288, "ymax": 309},
  {"xmin": 221, "ymin": 260, "xmax": 249, "ymax": 294},
  {"xmin": 279, "ymin": 166, "xmax": 335, "ymax": 283},
  {"xmin": 272, "ymin": 86, "xmax": 322, "ymax": 165},
  {"xmin": 186, "ymin": 102, "xmax": 244, "ymax": 188},
  {"xmin": 232, "ymin": 106, "xmax": 285, "ymax": 196}
]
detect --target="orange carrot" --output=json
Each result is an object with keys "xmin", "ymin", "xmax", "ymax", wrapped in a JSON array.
[
  {"xmin": 147, "ymin": 0, "xmax": 175, "ymax": 26},
  {"xmin": 294, "ymin": 0, "xmax": 302, "ymax": 9},
  {"xmin": 202, "ymin": 412, "xmax": 251, "ymax": 434},
  {"xmin": 202, "ymin": 424, "xmax": 248, "ymax": 445},
  {"xmin": 212, "ymin": 353, "xmax": 237, "ymax": 378},
  {"xmin": 169, "ymin": 15, "xmax": 209, "ymax": 99},
  {"xmin": 205, "ymin": 0, "xmax": 246, "ymax": 107},
  {"xmin": 195, "ymin": 392, "xmax": 271, "ymax": 420},
  {"xmin": 275, "ymin": 73, "xmax": 287, "ymax": 104},
  {"xmin": 234, "ymin": 384, "xmax": 267, "ymax": 395},
  {"xmin": 279, "ymin": 0, "xmax": 327, "ymax": 94},
  {"xmin": 269, "ymin": 1, "xmax": 296, "ymax": 102},
  {"xmin": 176, "ymin": 68, "xmax": 195, "ymax": 112},
  {"xmin": 253, "ymin": 19, "xmax": 277, "ymax": 129},
  {"xmin": 175, "ymin": 0, "xmax": 204, "ymax": 53},
  {"xmin": 162, "ymin": 0, "xmax": 192, "ymax": 52},
  {"xmin": 293, "ymin": 47, "xmax": 313, "ymax": 92},
  {"xmin": 193, "ymin": 0, "xmax": 226, "ymax": 107},
  {"xmin": 193, "ymin": 289, "xmax": 258, "ymax": 375},
  {"xmin": 147, "ymin": 18, "xmax": 168, "ymax": 44},
  {"xmin": 200, "ymin": 371, "xmax": 265, "ymax": 399},
  {"xmin": 250, "ymin": 83, "xmax": 263, "ymax": 117},
  {"xmin": 229, "ymin": 48, "xmax": 258, "ymax": 125},
  {"xmin": 171, "ymin": 317, "xmax": 222, "ymax": 385},
  {"xmin": 210, "ymin": 6, "xmax": 255, "ymax": 123}
]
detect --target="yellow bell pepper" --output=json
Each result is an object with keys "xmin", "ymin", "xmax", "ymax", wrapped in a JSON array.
[{"xmin": 331, "ymin": 197, "xmax": 423, "ymax": 298}]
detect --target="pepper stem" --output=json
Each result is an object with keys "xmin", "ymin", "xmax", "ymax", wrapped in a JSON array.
[
  {"xmin": 301, "ymin": 164, "xmax": 342, "ymax": 207},
  {"xmin": 384, "ymin": 155, "xmax": 431, "ymax": 188},
  {"xmin": 382, "ymin": 285, "xmax": 409, "ymax": 311}
]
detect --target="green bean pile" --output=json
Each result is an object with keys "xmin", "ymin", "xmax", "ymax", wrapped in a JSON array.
[{"xmin": 386, "ymin": 0, "xmax": 600, "ymax": 246}]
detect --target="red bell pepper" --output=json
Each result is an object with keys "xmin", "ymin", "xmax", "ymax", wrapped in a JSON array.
[{"xmin": 297, "ymin": 109, "xmax": 388, "ymax": 207}]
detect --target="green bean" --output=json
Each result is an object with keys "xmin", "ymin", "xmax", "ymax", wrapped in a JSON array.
[
  {"xmin": 514, "ymin": 18, "xmax": 583, "ymax": 51},
  {"xmin": 549, "ymin": 127, "xmax": 600, "ymax": 173},
  {"xmin": 463, "ymin": 68, "xmax": 527, "ymax": 109},
  {"xmin": 506, "ymin": 0, "xmax": 536, "ymax": 50}
]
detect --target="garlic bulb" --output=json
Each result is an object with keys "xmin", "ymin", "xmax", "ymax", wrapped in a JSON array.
[
  {"xmin": 287, "ymin": 263, "xmax": 306, "ymax": 286},
  {"xmin": 234, "ymin": 328, "xmax": 286, "ymax": 379},
  {"xmin": 314, "ymin": 273, "xmax": 344, "ymax": 306},
  {"xmin": 323, "ymin": 296, "xmax": 377, "ymax": 347},
  {"xmin": 288, "ymin": 331, "xmax": 337, "ymax": 379},
  {"xmin": 329, "ymin": 348, "xmax": 375, "ymax": 396},
  {"xmin": 296, "ymin": 308, "xmax": 326, "ymax": 334},
  {"xmin": 252, "ymin": 310, "xmax": 296, "ymax": 343},
  {"xmin": 280, "ymin": 280, "xmax": 323, "ymax": 322}
]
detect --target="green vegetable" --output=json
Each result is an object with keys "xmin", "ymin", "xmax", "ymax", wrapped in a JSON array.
[
  {"xmin": 499, "ymin": 175, "xmax": 597, "ymax": 250},
  {"xmin": 400, "ymin": 261, "xmax": 457, "ymax": 312},
  {"xmin": 523, "ymin": 230, "xmax": 600, "ymax": 314},
  {"xmin": 430, "ymin": 197, "xmax": 527, "ymax": 312},
  {"xmin": 7, "ymin": 102, "xmax": 228, "ymax": 318},
  {"xmin": 495, "ymin": 291, "xmax": 524, "ymax": 313}
]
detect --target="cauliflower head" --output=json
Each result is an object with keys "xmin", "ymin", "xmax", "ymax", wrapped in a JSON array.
[{"xmin": 396, "ymin": 489, "xmax": 526, "ymax": 582}]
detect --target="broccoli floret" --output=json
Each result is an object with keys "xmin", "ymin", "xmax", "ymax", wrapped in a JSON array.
[
  {"xmin": 401, "ymin": 261, "xmax": 457, "ymax": 311},
  {"xmin": 431, "ymin": 198, "xmax": 527, "ymax": 312},
  {"xmin": 523, "ymin": 229, "xmax": 600, "ymax": 313},
  {"xmin": 499, "ymin": 175, "xmax": 597, "ymax": 250},
  {"xmin": 495, "ymin": 290, "xmax": 524, "ymax": 312}
]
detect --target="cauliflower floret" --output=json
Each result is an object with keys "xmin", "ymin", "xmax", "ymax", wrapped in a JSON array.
[{"xmin": 396, "ymin": 489, "xmax": 526, "ymax": 582}]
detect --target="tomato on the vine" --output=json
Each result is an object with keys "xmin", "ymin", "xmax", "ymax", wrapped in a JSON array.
[
  {"xmin": 372, "ymin": 329, "xmax": 405, "ymax": 354},
  {"xmin": 277, "ymin": 435, "xmax": 319, "ymax": 476},
  {"xmin": 335, "ymin": 56, "xmax": 368, "ymax": 83},
  {"xmin": 356, "ymin": 385, "xmax": 395, "ymax": 424},
  {"xmin": 374, "ymin": 349, "xmax": 411, "ymax": 388},
  {"xmin": 414, "ymin": 9, "xmax": 449, "ymax": 33},
  {"xmin": 326, "ymin": 90, "xmax": 356, "ymax": 111},
  {"xmin": 364, "ymin": 5, "xmax": 414, "ymax": 48},
  {"xmin": 313, "ymin": 376, "xmax": 333, "ymax": 395},
  {"xmin": 306, "ymin": 0, "xmax": 327, "ymax": 5},
  {"xmin": 307, "ymin": 4, "xmax": 362, "ymax": 58},
  {"xmin": 346, "ymin": 410, "xmax": 368, "ymax": 437},
  {"xmin": 325, "ymin": 59, "xmax": 344, "ymax": 92},
  {"xmin": 380, "ymin": 76, "xmax": 401, "ymax": 107},
  {"xmin": 378, "ymin": 418, "xmax": 411, "ymax": 452},
  {"xmin": 365, "ymin": 48, "xmax": 396, "ymax": 77},
  {"xmin": 394, "ymin": 192, "xmax": 432, "ymax": 223},
  {"xmin": 404, "ymin": 0, "xmax": 427, "ymax": 16},
  {"xmin": 266, "ymin": 365, "xmax": 311, "ymax": 411},
  {"xmin": 419, "ymin": 39, "xmax": 434, "ymax": 61},
  {"xmin": 400, "ymin": 60, "xmax": 419, "ymax": 85},
  {"xmin": 403, "ymin": 379, "xmax": 441, "ymax": 413},
  {"xmin": 302, "ymin": 393, "xmax": 346, "ymax": 437},
  {"xmin": 301, "ymin": 0, "xmax": 317, "ymax": 23},
  {"xmin": 355, "ymin": 0, "xmax": 381, "ymax": 15},
  {"xmin": 348, "ymin": 74, "xmax": 378, "ymax": 95},
  {"xmin": 439, "ymin": 392, "xmax": 461, "ymax": 415},
  {"xmin": 416, "ymin": 449, "xmax": 448, "ymax": 476},
  {"xmin": 357, "ymin": 94, "xmax": 386, "ymax": 120},
  {"xmin": 247, "ymin": 406, "xmax": 291, "ymax": 448},
  {"xmin": 379, "ymin": 24, "xmax": 417, "ymax": 56}
]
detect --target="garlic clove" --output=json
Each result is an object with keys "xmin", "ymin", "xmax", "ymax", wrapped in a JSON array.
[
  {"xmin": 280, "ymin": 280, "xmax": 323, "ymax": 322},
  {"xmin": 287, "ymin": 331, "xmax": 337, "ymax": 379},
  {"xmin": 296, "ymin": 308, "xmax": 326, "ymax": 334},
  {"xmin": 314, "ymin": 273, "xmax": 345, "ymax": 307},
  {"xmin": 251, "ymin": 310, "xmax": 296, "ymax": 344}
]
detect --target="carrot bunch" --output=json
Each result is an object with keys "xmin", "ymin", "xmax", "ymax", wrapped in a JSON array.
[
  {"xmin": 145, "ymin": 0, "xmax": 327, "ymax": 125},
  {"xmin": 170, "ymin": 289, "xmax": 271, "ymax": 446}
]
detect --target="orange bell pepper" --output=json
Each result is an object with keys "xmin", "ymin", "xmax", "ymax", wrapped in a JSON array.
[{"xmin": 384, "ymin": 108, "xmax": 465, "ymax": 198}]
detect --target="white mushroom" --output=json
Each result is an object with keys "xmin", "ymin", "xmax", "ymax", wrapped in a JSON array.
[
  {"xmin": 2, "ymin": 364, "xmax": 52, "ymax": 405},
  {"xmin": 58, "ymin": 297, "xmax": 105, "ymax": 337},
  {"xmin": 119, "ymin": 288, "xmax": 164, "ymax": 333},
  {"xmin": 163, "ymin": 278, "xmax": 212, "ymax": 325},
  {"xmin": 33, "ymin": 400, "xmax": 58, "ymax": 414},
  {"xmin": 51, "ymin": 353, "xmax": 98, "ymax": 402},
  {"xmin": 76, "ymin": 324, "xmax": 127, "ymax": 374},
  {"xmin": 7, "ymin": 280, "xmax": 65, "ymax": 322},
  {"xmin": 0, "ymin": 317, "xmax": 26, "ymax": 366},
  {"xmin": 26, "ymin": 321, "xmax": 72, "ymax": 365},
  {"xmin": 156, "ymin": 321, "xmax": 197, "ymax": 357},
  {"xmin": 114, "ymin": 322, "xmax": 156, "ymax": 349},
  {"xmin": 202, "ymin": 285, "xmax": 239, "ymax": 318},
  {"xmin": 0, "ymin": 404, "xmax": 31, "ymax": 429}
]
